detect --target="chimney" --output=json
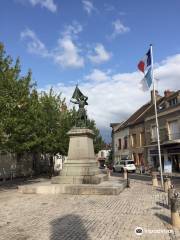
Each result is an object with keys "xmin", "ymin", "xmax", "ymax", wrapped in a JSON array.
[
  {"xmin": 151, "ymin": 90, "xmax": 159, "ymax": 104},
  {"xmin": 164, "ymin": 90, "xmax": 174, "ymax": 98}
]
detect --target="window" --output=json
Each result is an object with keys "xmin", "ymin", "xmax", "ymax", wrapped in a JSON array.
[
  {"xmin": 158, "ymin": 103, "xmax": 165, "ymax": 111},
  {"xmin": 121, "ymin": 155, "xmax": 129, "ymax": 160},
  {"xmin": 168, "ymin": 98, "xmax": 178, "ymax": 107},
  {"xmin": 126, "ymin": 161, "xmax": 134, "ymax": 165},
  {"xmin": 168, "ymin": 120, "xmax": 180, "ymax": 140},
  {"xmin": 124, "ymin": 136, "xmax": 128, "ymax": 149},
  {"xmin": 131, "ymin": 134, "xmax": 137, "ymax": 147},
  {"xmin": 151, "ymin": 126, "xmax": 157, "ymax": 142},
  {"xmin": 118, "ymin": 139, "xmax": 121, "ymax": 150},
  {"xmin": 140, "ymin": 132, "xmax": 145, "ymax": 146}
]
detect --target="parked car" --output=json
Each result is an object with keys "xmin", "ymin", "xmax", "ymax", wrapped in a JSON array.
[{"xmin": 113, "ymin": 160, "xmax": 136, "ymax": 173}]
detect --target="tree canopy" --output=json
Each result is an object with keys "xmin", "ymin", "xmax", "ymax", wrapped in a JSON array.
[{"xmin": 0, "ymin": 43, "xmax": 105, "ymax": 156}]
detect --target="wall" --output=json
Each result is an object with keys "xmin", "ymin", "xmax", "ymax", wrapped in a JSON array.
[
  {"xmin": 129, "ymin": 123, "xmax": 146, "ymax": 165},
  {"xmin": 145, "ymin": 105, "xmax": 180, "ymax": 171},
  {"xmin": 113, "ymin": 127, "xmax": 130, "ymax": 162},
  {"xmin": 0, "ymin": 152, "xmax": 34, "ymax": 180}
]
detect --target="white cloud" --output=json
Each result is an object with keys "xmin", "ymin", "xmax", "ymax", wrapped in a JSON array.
[
  {"xmin": 39, "ymin": 53, "xmax": 180, "ymax": 135},
  {"xmin": 62, "ymin": 21, "xmax": 83, "ymax": 38},
  {"xmin": 82, "ymin": 0, "xmax": 95, "ymax": 15},
  {"xmin": 21, "ymin": 24, "xmax": 84, "ymax": 69},
  {"xmin": 20, "ymin": 28, "xmax": 49, "ymax": 57},
  {"xmin": 85, "ymin": 69, "xmax": 111, "ymax": 82},
  {"xmin": 111, "ymin": 19, "xmax": 130, "ymax": 38},
  {"xmin": 54, "ymin": 36, "xmax": 84, "ymax": 68},
  {"xmin": 53, "ymin": 22, "xmax": 84, "ymax": 68},
  {"xmin": 29, "ymin": 0, "xmax": 57, "ymax": 12},
  {"xmin": 88, "ymin": 44, "xmax": 112, "ymax": 64},
  {"xmin": 155, "ymin": 54, "xmax": 180, "ymax": 90}
]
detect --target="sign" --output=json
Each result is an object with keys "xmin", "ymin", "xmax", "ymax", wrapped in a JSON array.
[
  {"xmin": 164, "ymin": 159, "xmax": 172, "ymax": 173},
  {"xmin": 149, "ymin": 149, "xmax": 164, "ymax": 155},
  {"xmin": 167, "ymin": 148, "xmax": 180, "ymax": 154}
]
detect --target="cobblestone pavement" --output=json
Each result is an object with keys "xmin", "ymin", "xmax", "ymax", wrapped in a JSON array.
[{"xmin": 0, "ymin": 178, "xmax": 180, "ymax": 240}]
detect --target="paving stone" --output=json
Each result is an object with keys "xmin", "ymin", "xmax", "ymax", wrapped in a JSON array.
[{"xmin": 0, "ymin": 179, "xmax": 180, "ymax": 240}]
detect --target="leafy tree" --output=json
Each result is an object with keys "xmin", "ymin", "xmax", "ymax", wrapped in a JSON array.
[
  {"xmin": 105, "ymin": 149, "xmax": 113, "ymax": 168},
  {"xmin": 39, "ymin": 89, "xmax": 71, "ymax": 155},
  {"xmin": 0, "ymin": 43, "xmax": 36, "ymax": 153},
  {"xmin": 0, "ymin": 42, "xmax": 106, "ymax": 163},
  {"xmin": 86, "ymin": 119, "xmax": 106, "ymax": 154}
]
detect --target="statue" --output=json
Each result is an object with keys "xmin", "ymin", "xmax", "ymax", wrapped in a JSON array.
[{"xmin": 70, "ymin": 85, "xmax": 88, "ymax": 127}]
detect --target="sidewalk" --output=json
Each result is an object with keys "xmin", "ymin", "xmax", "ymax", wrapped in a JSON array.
[
  {"xmin": 0, "ymin": 178, "xmax": 180, "ymax": 240},
  {"xmin": 135, "ymin": 172, "xmax": 180, "ymax": 191},
  {"xmin": 135, "ymin": 170, "xmax": 180, "ymax": 178},
  {"xmin": 151, "ymin": 171, "xmax": 180, "ymax": 178}
]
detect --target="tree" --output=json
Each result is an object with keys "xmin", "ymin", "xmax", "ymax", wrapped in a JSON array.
[
  {"xmin": 86, "ymin": 119, "xmax": 106, "ymax": 154},
  {"xmin": 106, "ymin": 149, "xmax": 113, "ymax": 168},
  {"xmin": 0, "ymin": 42, "xmax": 106, "ymax": 163},
  {"xmin": 39, "ymin": 89, "xmax": 71, "ymax": 155},
  {"xmin": 0, "ymin": 43, "xmax": 36, "ymax": 153}
]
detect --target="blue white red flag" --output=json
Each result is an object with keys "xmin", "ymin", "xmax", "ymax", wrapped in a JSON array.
[
  {"xmin": 139, "ymin": 67, "xmax": 152, "ymax": 91},
  {"xmin": 138, "ymin": 49, "xmax": 151, "ymax": 73}
]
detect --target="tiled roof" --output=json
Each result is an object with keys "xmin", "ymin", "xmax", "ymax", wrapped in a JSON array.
[
  {"xmin": 115, "ymin": 97, "xmax": 161, "ymax": 132},
  {"xmin": 114, "ymin": 90, "xmax": 179, "ymax": 133}
]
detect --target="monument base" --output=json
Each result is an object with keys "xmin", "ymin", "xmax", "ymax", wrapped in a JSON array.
[
  {"xmin": 52, "ymin": 127, "xmax": 105, "ymax": 185},
  {"xmin": 19, "ymin": 127, "xmax": 127, "ymax": 195},
  {"xmin": 51, "ymin": 173, "xmax": 108, "ymax": 184},
  {"xmin": 18, "ymin": 177, "xmax": 127, "ymax": 195}
]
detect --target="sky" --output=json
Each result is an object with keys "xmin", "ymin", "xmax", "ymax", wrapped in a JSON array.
[{"xmin": 1, "ymin": 0, "xmax": 180, "ymax": 142}]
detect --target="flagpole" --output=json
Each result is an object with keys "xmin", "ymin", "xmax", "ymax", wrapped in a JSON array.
[{"xmin": 150, "ymin": 44, "xmax": 164, "ymax": 188}]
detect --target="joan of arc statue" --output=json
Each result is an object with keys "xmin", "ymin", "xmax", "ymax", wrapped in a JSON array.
[{"xmin": 70, "ymin": 85, "xmax": 88, "ymax": 127}]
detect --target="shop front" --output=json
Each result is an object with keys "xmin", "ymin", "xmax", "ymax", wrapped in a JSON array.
[
  {"xmin": 167, "ymin": 147, "xmax": 180, "ymax": 172},
  {"xmin": 148, "ymin": 148, "xmax": 164, "ymax": 171},
  {"xmin": 148, "ymin": 144, "xmax": 180, "ymax": 172}
]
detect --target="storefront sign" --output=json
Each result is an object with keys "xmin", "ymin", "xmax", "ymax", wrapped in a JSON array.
[
  {"xmin": 149, "ymin": 149, "xmax": 164, "ymax": 155},
  {"xmin": 167, "ymin": 148, "xmax": 180, "ymax": 154}
]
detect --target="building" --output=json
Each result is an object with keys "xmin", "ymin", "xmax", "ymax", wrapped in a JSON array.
[
  {"xmin": 144, "ymin": 90, "xmax": 180, "ymax": 172},
  {"xmin": 126, "ymin": 91, "xmax": 162, "ymax": 167},
  {"xmin": 110, "ymin": 99, "xmax": 154, "ymax": 166},
  {"xmin": 110, "ymin": 89, "xmax": 180, "ymax": 172},
  {"xmin": 97, "ymin": 149, "xmax": 111, "ymax": 168},
  {"xmin": 111, "ymin": 123, "xmax": 130, "ymax": 163}
]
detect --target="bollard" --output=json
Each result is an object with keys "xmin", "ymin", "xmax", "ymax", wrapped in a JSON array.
[
  {"xmin": 171, "ymin": 193, "xmax": 180, "ymax": 229},
  {"xmin": 168, "ymin": 185, "xmax": 176, "ymax": 208},
  {"xmin": 107, "ymin": 168, "xmax": 111, "ymax": 178},
  {"xmin": 124, "ymin": 168, "xmax": 130, "ymax": 188},
  {"xmin": 164, "ymin": 176, "xmax": 171, "ymax": 193},
  {"xmin": 152, "ymin": 172, "xmax": 158, "ymax": 187},
  {"xmin": 2, "ymin": 168, "xmax": 6, "ymax": 182},
  {"xmin": 167, "ymin": 178, "xmax": 171, "ymax": 188},
  {"xmin": 127, "ymin": 176, "xmax": 130, "ymax": 188},
  {"xmin": 124, "ymin": 168, "xmax": 128, "ymax": 180}
]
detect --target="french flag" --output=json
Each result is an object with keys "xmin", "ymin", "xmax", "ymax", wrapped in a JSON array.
[{"xmin": 138, "ymin": 49, "xmax": 151, "ymax": 73}]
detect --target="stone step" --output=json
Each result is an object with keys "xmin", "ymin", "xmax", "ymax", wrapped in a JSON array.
[{"xmin": 18, "ymin": 178, "xmax": 127, "ymax": 195}]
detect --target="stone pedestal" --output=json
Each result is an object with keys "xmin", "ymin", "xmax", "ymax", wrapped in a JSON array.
[
  {"xmin": 19, "ymin": 129, "xmax": 127, "ymax": 195},
  {"xmin": 52, "ymin": 128, "xmax": 107, "ymax": 184}
]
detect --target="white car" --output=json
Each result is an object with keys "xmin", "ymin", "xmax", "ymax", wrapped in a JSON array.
[{"xmin": 113, "ymin": 160, "xmax": 136, "ymax": 173}]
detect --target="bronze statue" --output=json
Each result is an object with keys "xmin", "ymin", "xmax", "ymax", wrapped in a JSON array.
[{"xmin": 70, "ymin": 85, "xmax": 88, "ymax": 127}]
